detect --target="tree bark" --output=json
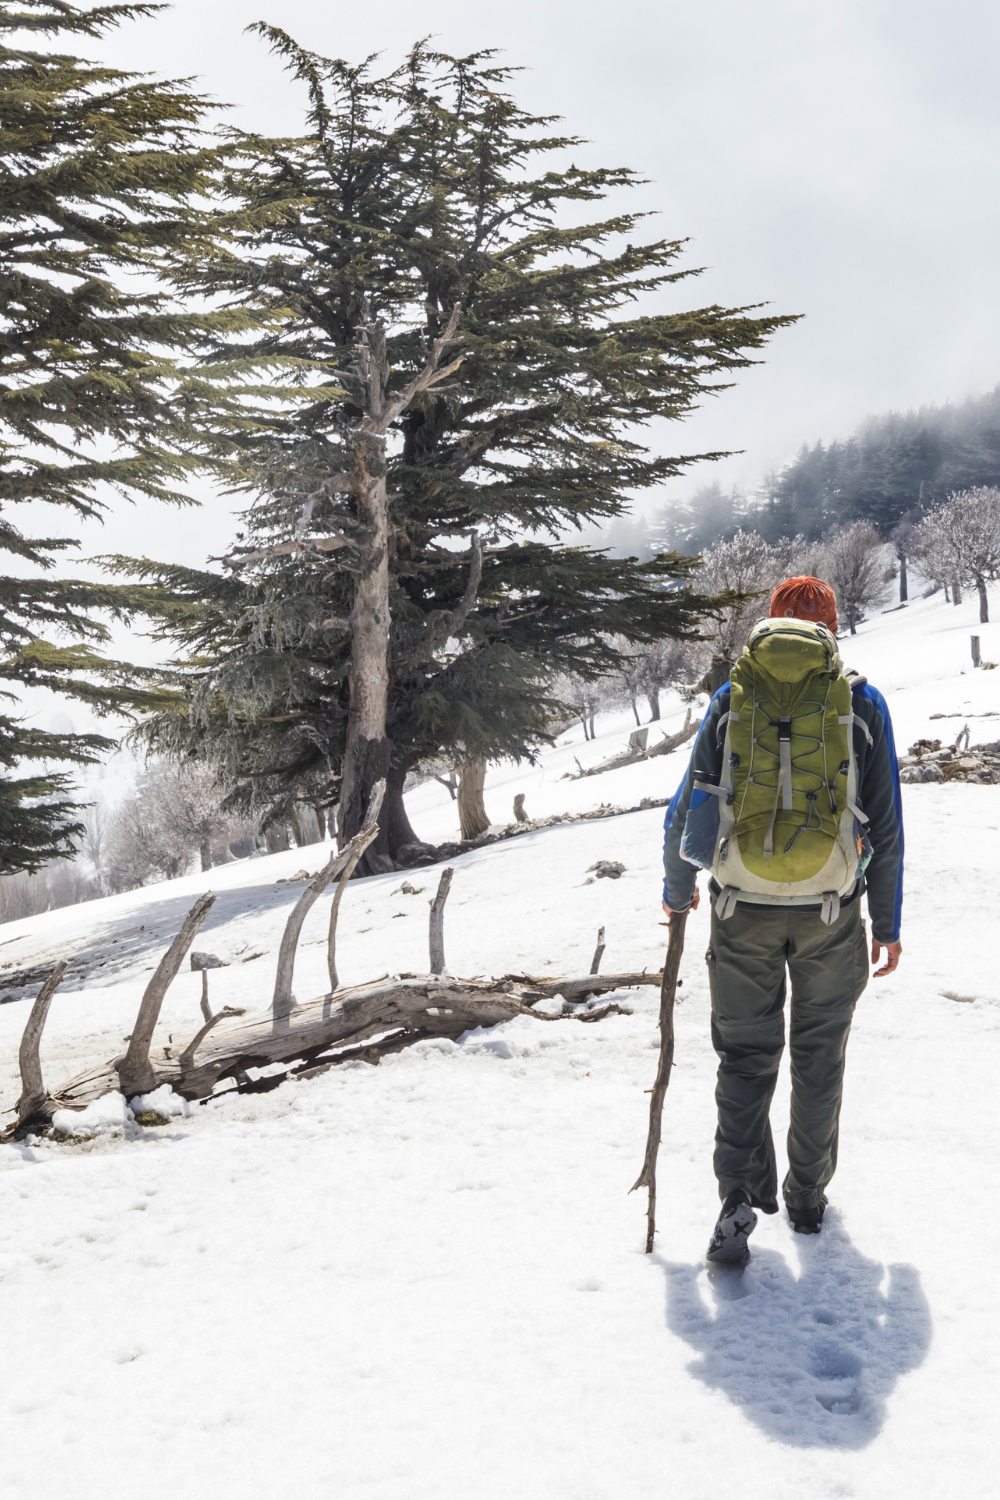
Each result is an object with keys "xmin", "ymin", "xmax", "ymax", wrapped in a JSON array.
[
  {"xmin": 631, "ymin": 697, "xmax": 641, "ymax": 727},
  {"xmin": 899, "ymin": 552, "xmax": 908, "ymax": 603},
  {"xmin": 338, "ymin": 309, "xmax": 465, "ymax": 874},
  {"xmin": 378, "ymin": 759, "xmax": 420, "ymax": 855},
  {"xmin": 457, "ymin": 760, "xmax": 490, "ymax": 839},
  {"xmin": 953, "ymin": 577, "xmax": 962, "ymax": 605},
  {"xmin": 647, "ymin": 689, "xmax": 661, "ymax": 721},
  {"xmin": 199, "ymin": 839, "xmax": 212, "ymax": 872},
  {"xmin": 977, "ymin": 578, "xmax": 989, "ymax": 623}
]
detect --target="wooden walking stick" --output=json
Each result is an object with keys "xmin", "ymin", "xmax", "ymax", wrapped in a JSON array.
[{"xmin": 630, "ymin": 908, "xmax": 688, "ymax": 1253}]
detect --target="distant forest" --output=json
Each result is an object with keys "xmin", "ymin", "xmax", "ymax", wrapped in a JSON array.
[{"xmin": 619, "ymin": 386, "xmax": 1000, "ymax": 556}]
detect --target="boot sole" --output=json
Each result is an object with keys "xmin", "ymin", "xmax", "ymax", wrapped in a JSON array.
[{"xmin": 706, "ymin": 1203, "xmax": 758, "ymax": 1265}]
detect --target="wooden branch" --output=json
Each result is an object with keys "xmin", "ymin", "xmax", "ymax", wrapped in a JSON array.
[
  {"xmin": 179, "ymin": 1006, "xmax": 246, "ymax": 1070},
  {"xmin": 327, "ymin": 780, "xmax": 386, "ymax": 991},
  {"xmin": 509, "ymin": 971, "xmax": 659, "ymax": 1000},
  {"xmin": 222, "ymin": 533, "xmax": 357, "ymax": 573},
  {"xmin": 590, "ymin": 927, "xmax": 606, "ymax": 976},
  {"xmin": 46, "ymin": 969, "xmax": 655, "ymax": 1111},
  {"xmin": 630, "ymin": 910, "xmax": 688, "ymax": 1253},
  {"xmin": 374, "ymin": 303, "xmax": 465, "ymax": 433},
  {"xmin": 15, "ymin": 961, "xmax": 67, "ymax": 1125},
  {"xmin": 118, "ymin": 894, "xmax": 216, "ymax": 1099},
  {"xmin": 429, "ymin": 867, "xmax": 454, "ymax": 974},
  {"xmin": 274, "ymin": 780, "xmax": 386, "ymax": 1015},
  {"xmin": 445, "ymin": 532, "xmax": 483, "ymax": 638}
]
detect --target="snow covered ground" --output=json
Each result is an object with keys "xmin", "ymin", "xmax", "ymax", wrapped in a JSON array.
[{"xmin": 1, "ymin": 586, "xmax": 998, "ymax": 1499}]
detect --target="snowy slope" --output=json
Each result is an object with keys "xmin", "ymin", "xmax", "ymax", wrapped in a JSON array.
[{"xmin": 1, "ymin": 586, "xmax": 998, "ymax": 1500}]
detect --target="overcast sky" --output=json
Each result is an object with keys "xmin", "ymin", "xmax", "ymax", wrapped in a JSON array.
[{"xmin": 90, "ymin": 0, "xmax": 1000, "ymax": 554}]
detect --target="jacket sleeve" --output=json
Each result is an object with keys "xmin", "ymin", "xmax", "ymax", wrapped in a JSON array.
[
  {"xmin": 662, "ymin": 688, "xmax": 729, "ymax": 911},
  {"xmin": 853, "ymin": 683, "xmax": 904, "ymax": 945}
]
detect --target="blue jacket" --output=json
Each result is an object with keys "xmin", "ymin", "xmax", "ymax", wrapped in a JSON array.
[{"xmin": 662, "ymin": 677, "xmax": 904, "ymax": 944}]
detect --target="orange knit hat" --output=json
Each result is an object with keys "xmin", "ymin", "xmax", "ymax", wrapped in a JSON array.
[{"xmin": 768, "ymin": 576, "xmax": 838, "ymax": 634}]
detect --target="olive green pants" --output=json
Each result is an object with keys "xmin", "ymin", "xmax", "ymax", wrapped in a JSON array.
[{"xmin": 707, "ymin": 897, "xmax": 870, "ymax": 1216}]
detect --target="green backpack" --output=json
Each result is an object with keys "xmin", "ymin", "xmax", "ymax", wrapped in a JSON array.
[{"xmin": 685, "ymin": 617, "xmax": 872, "ymax": 923}]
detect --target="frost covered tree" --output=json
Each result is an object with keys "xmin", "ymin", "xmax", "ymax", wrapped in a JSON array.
[
  {"xmin": 103, "ymin": 759, "xmax": 251, "ymax": 890},
  {"xmin": 821, "ymin": 521, "xmax": 891, "ymax": 635},
  {"xmin": 696, "ymin": 531, "xmax": 787, "ymax": 663},
  {"xmin": 916, "ymin": 488, "xmax": 1000, "ymax": 624},
  {"xmin": 111, "ymin": 36, "xmax": 795, "ymax": 871}
]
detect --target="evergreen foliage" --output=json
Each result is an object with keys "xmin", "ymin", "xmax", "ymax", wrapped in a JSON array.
[
  {"xmin": 0, "ymin": 0, "xmax": 269, "ymax": 873},
  {"xmin": 116, "ymin": 36, "xmax": 795, "ymax": 858},
  {"xmin": 747, "ymin": 388, "xmax": 1000, "ymax": 542}
]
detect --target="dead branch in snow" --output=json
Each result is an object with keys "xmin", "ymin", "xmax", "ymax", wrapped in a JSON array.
[
  {"xmin": 327, "ymin": 781, "xmax": 386, "ymax": 991},
  {"xmin": 429, "ymin": 867, "xmax": 454, "ymax": 974},
  {"xmin": 118, "ymin": 893, "xmax": 216, "ymax": 1098},
  {"xmin": 37, "ymin": 967, "xmax": 659, "ymax": 1113},
  {"xmin": 590, "ymin": 927, "xmax": 606, "ymax": 976},
  {"xmin": 274, "ymin": 781, "xmax": 385, "ymax": 1013},
  {"xmin": 14, "ymin": 961, "xmax": 67, "ymax": 1127},
  {"xmin": 565, "ymin": 709, "xmax": 695, "ymax": 780}
]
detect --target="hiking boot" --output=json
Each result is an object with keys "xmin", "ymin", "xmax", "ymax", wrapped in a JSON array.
[
  {"xmin": 706, "ymin": 1187, "xmax": 758, "ymax": 1266},
  {"xmin": 788, "ymin": 1202, "xmax": 825, "ymax": 1236}
]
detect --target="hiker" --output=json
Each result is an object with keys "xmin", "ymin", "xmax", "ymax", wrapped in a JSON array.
[{"xmin": 662, "ymin": 576, "xmax": 903, "ymax": 1265}]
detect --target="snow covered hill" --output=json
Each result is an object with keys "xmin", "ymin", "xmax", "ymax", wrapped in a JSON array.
[{"xmin": 1, "ymin": 587, "xmax": 998, "ymax": 1499}]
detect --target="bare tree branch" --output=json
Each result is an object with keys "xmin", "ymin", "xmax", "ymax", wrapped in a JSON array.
[
  {"xmin": 273, "ymin": 780, "xmax": 386, "ymax": 1013},
  {"xmin": 15, "ymin": 961, "xmax": 67, "ymax": 1125},
  {"xmin": 118, "ymin": 893, "xmax": 216, "ymax": 1098}
]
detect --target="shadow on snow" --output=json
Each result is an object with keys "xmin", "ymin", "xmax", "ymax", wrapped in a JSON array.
[{"xmin": 660, "ymin": 1210, "xmax": 931, "ymax": 1448}]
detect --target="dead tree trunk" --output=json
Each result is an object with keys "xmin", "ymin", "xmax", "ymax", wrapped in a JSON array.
[
  {"xmin": 118, "ymin": 892, "xmax": 216, "ymax": 1098},
  {"xmin": 590, "ymin": 927, "xmax": 606, "ymax": 976},
  {"xmin": 458, "ymin": 760, "xmax": 489, "ymax": 839},
  {"xmin": 15, "ymin": 961, "xmax": 67, "ymax": 1127},
  {"xmin": 429, "ymin": 867, "xmax": 454, "ymax": 974}
]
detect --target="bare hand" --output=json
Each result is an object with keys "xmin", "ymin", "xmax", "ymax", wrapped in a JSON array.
[
  {"xmin": 661, "ymin": 887, "xmax": 700, "ymax": 925},
  {"xmin": 872, "ymin": 938, "xmax": 902, "ymax": 977}
]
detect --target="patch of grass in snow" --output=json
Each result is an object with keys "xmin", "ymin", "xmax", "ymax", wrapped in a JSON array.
[{"xmin": 133, "ymin": 1110, "xmax": 171, "ymax": 1127}]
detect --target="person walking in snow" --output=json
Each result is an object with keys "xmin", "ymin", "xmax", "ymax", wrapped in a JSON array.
[{"xmin": 662, "ymin": 576, "xmax": 903, "ymax": 1264}]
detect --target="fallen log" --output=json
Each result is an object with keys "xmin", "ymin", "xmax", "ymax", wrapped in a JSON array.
[
  {"xmin": 564, "ymin": 709, "xmax": 695, "ymax": 780},
  {"xmin": 38, "ymin": 968, "xmax": 660, "ymax": 1114}
]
